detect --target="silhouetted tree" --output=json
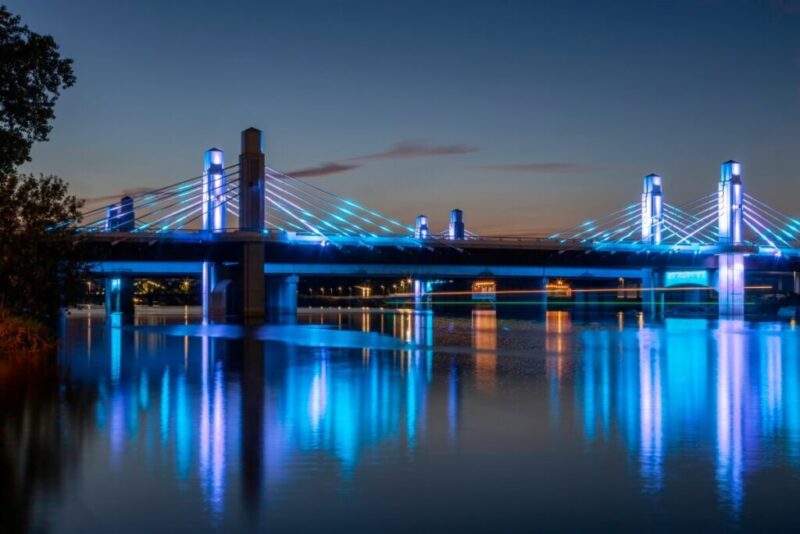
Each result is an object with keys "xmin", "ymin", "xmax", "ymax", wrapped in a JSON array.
[
  {"xmin": 0, "ymin": 6, "xmax": 83, "ymax": 325},
  {"xmin": 0, "ymin": 172, "xmax": 87, "ymax": 323},
  {"xmin": 0, "ymin": 5, "xmax": 75, "ymax": 174}
]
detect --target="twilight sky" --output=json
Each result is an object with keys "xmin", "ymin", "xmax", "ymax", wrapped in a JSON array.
[{"xmin": 10, "ymin": 0, "xmax": 800, "ymax": 234}]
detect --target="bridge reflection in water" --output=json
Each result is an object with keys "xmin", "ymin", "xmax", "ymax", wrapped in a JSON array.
[{"xmin": 56, "ymin": 308, "xmax": 800, "ymax": 529}]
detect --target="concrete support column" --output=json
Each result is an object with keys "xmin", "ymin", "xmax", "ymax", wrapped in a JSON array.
[
  {"xmin": 241, "ymin": 242, "xmax": 266, "ymax": 323},
  {"xmin": 794, "ymin": 271, "xmax": 799, "ymax": 295},
  {"xmin": 202, "ymin": 262, "xmax": 230, "ymax": 323},
  {"xmin": 266, "ymin": 275, "xmax": 298, "ymax": 319},
  {"xmin": 718, "ymin": 253, "xmax": 745, "ymax": 317},
  {"xmin": 239, "ymin": 128, "xmax": 266, "ymax": 232},
  {"xmin": 642, "ymin": 269, "xmax": 658, "ymax": 318},
  {"xmin": 414, "ymin": 279, "xmax": 430, "ymax": 309},
  {"xmin": 105, "ymin": 276, "xmax": 134, "ymax": 325}
]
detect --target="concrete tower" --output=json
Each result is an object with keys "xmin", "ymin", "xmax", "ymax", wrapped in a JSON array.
[
  {"xmin": 415, "ymin": 215, "xmax": 430, "ymax": 238},
  {"xmin": 448, "ymin": 209, "xmax": 465, "ymax": 240},
  {"xmin": 641, "ymin": 174, "xmax": 663, "ymax": 245},
  {"xmin": 718, "ymin": 161, "xmax": 745, "ymax": 317},
  {"xmin": 202, "ymin": 148, "xmax": 227, "ymax": 232}
]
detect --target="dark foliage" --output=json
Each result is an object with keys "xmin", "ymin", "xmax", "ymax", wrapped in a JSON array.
[
  {"xmin": 0, "ymin": 172, "xmax": 87, "ymax": 323},
  {"xmin": 0, "ymin": 5, "xmax": 75, "ymax": 174}
]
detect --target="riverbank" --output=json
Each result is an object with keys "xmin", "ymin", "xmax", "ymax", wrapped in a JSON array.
[{"xmin": 0, "ymin": 309, "xmax": 56, "ymax": 374}]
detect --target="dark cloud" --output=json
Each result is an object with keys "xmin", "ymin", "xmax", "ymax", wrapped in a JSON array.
[
  {"xmin": 348, "ymin": 141, "xmax": 478, "ymax": 161},
  {"xmin": 282, "ymin": 141, "xmax": 477, "ymax": 178},
  {"xmin": 285, "ymin": 162, "xmax": 360, "ymax": 178},
  {"xmin": 474, "ymin": 163, "xmax": 603, "ymax": 174},
  {"xmin": 80, "ymin": 187, "xmax": 154, "ymax": 204}
]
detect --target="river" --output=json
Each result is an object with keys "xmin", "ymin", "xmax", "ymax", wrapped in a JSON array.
[{"xmin": 4, "ymin": 307, "xmax": 800, "ymax": 532}]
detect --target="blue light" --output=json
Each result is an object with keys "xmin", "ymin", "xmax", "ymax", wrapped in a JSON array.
[{"xmin": 664, "ymin": 270, "xmax": 710, "ymax": 287}]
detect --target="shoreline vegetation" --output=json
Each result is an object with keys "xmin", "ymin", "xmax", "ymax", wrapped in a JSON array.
[
  {"xmin": 0, "ymin": 4, "xmax": 81, "ymax": 379},
  {"xmin": 0, "ymin": 308, "xmax": 57, "ymax": 378}
]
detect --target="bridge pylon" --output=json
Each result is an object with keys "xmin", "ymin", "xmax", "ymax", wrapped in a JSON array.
[
  {"xmin": 104, "ymin": 195, "xmax": 135, "ymax": 231},
  {"xmin": 641, "ymin": 174, "xmax": 663, "ymax": 245},
  {"xmin": 717, "ymin": 160, "xmax": 745, "ymax": 317},
  {"xmin": 239, "ymin": 127, "xmax": 266, "ymax": 232},
  {"xmin": 448, "ymin": 209, "xmax": 465, "ymax": 240},
  {"xmin": 415, "ymin": 215, "xmax": 430, "ymax": 238},
  {"xmin": 201, "ymin": 148, "xmax": 229, "ymax": 322},
  {"xmin": 202, "ymin": 148, "xmax": 227, "ymax": 232}
]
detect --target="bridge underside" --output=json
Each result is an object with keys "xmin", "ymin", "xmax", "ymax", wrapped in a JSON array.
[{"xmin": 83, "ymin": 236, "xmax": 800, "ymax": 323}]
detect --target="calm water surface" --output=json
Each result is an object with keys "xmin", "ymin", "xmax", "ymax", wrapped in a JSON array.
[{"xmin": 6, "ymin": 307, "xmax": 800, "ymax": 532}]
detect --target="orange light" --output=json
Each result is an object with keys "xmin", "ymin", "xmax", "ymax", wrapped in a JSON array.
[
  {"xmin": 471, "ymin": 280, "xmax": 496, "ymax": 293},
  {"xmin": 546, "ymin": 279, "xmax": 573, "ymax": 297}
]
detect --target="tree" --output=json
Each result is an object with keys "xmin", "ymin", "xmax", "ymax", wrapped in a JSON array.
[
  {"xmin": 0, "ymin": 172, "xmax": 87, "ymax": 323},
  {"xmin": 0, "ymin": 5, "xmax": 75, "ymax": 175}
]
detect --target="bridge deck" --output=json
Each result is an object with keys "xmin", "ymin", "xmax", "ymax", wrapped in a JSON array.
[{"xmin": 78, "ymin": 232, "xmax": 799, "ymax": 280}]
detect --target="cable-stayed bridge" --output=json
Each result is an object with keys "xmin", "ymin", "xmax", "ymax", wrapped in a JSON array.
[{"xmin": 77, "ymin": 128, "xmax": 800, "ymax": 323}]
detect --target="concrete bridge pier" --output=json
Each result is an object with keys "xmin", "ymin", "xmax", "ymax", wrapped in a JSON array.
[
  {"xmin": 104, "ymin": 196, "xmax": 136, "ymax": 325},
  {"xmin": 414, "ymin": 279, "xmax": 431, "ymax": 308},
  {"xmin": 202, "ymin": 261, "xmax": 230, "ymax": 323},
  {"xmin": 105, "ymin": 277, "xmax": 134, "ymax": 325},
  {"xmin": 202, "ymin": 249, "xmax": 268, "ymax": 325},
  {"xmin": 718, "ymin": 253, "xmax": 745, "ymax": 318},
  {"xmin": 642, "ymin": 269, "xmax": 661, "ymax": 318},
  {"xmin": 238, "ymin": 242, "xmax": 266, "ymax": 324},
  {"xmin": 266, "ymin": 275, "xmax": 298, "ymax": 320}
]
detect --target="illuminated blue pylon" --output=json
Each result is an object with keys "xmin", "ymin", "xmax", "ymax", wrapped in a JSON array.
[
  {"xmin": 719, "ymin": 160, "xmax": 744, "ymax": 245},
  {"xmin": 641, "ymin": 174, "xmax": 663, "ymax": 245},
  {"xmin": 448, "ymin": 209, "xmax": 465, "ymax": 240},
  {"xmin": 104, "ymin": 195, "xmax": 135, "ymax": 231},
  {"xmin": 717, "ymin": 160, "xmax": 745, "ymax": 317},
  {"xmin": 203, "ymin": 148, "xmax": 227, "ymax": 232},
  {"xmin": 201, "ymin": 148, "xmax": 227, "ymax": 324},
  {"xmin": 415, "ymin": 215, "xmax": 430, "ymax": 238}
]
